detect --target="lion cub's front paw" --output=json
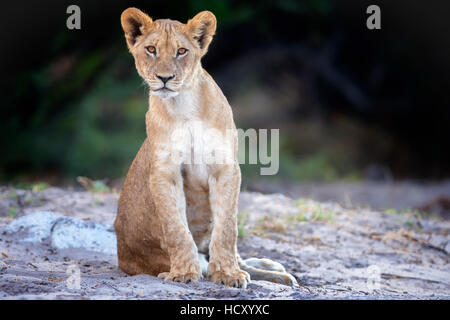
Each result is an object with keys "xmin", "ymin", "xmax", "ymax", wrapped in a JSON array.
[
  {"xmin": 159, "ymin": 261, "xmax": 202, "ymax": 284},
  {"xmin": 163, "ymin": 271, "xmax": 201, "ymax": 283},
  {"xmin": 210, "ymin": 269, "xmax": 250, "ymax": 289}
]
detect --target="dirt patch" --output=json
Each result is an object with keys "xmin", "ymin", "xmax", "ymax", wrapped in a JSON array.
[{"xmin": 0, "ymin": 186, "xmax": 449, "ymax": 299}]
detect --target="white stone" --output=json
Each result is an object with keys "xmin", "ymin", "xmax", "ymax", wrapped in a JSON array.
[{"xmin": 5, "ymin": 211, "xmax": 117, "ymax": 255}]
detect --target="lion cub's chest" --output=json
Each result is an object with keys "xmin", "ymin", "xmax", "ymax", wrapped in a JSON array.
[{"xmin": 170, "ymin": 120, "xmax": 232, "ymax": 188}]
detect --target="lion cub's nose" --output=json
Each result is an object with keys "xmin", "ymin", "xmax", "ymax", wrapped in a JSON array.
[{"xmin": 156, "ymin": 74, "xmax": 175, "ymax": 84}]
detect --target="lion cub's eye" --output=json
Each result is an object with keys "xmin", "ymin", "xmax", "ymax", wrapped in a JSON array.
[
  {"xmin": 146, "ymin": 46, "xmax": 156, "ymax": 55},
  {"xmin": 177, "ymin": 48, "xmax": 188, "ymax": 56}
]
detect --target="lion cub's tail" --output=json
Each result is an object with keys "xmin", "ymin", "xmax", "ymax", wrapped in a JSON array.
[{"xmin": 237, "ymin": 255, "xmax": 299, "ymax": 287}]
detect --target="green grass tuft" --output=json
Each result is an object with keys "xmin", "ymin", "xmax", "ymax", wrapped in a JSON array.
[{"xmin": 237, "ymin": 211, "xmax": 249, "ymax": 239}]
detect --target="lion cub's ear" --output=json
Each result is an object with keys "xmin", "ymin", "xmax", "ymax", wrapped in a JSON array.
[
  {"xmin": 187, "ymin": 11, "xmax": 217, "ymax": 56},
  {"xmin": 121, "ymin": 8, "xmax": 153, "ymax": 49}
]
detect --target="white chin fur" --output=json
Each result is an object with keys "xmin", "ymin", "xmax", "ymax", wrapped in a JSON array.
[{"xmin": 152, "ymin": 90, "xmax": 179, "ymax": 100}]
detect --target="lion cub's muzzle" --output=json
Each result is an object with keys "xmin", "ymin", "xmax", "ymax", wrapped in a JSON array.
[
  {"xmin": 156, "ymin": 74, "xmax": 175, "ymax": 84},
  {"xmin": 150, "ymin": 74, "xmax": 182, "ymax": 98}
]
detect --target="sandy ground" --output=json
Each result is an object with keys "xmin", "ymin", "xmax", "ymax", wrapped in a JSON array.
[
  {"xmin": 247, "ymin": 180, "xmax": 450, "ymax": 218},
  {"xmin": 0, "ymin": 186, "xmax": 449, "ymax": 299}
]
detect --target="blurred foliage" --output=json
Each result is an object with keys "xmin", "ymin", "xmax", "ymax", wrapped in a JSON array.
[
  {"xmin": 1, "ymin": 49, "xmax": 147, "ymax": 181},
  {"xmin": 60, "ymin": 54, "xmax": 147, "ymax": 178},
  {"xmin": 1, "ymin": 0, "xmax": 449, "ymax": 184}
]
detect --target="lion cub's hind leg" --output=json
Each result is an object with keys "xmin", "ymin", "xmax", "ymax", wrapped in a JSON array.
[
  {"xmin": 238, "ymin": 257, "xmax": 299, "ymax": 287},
  {"xmin": 244, "ymin": 258, "xmax": 286, "ymax": 272},
  {"xmin": 117, "ymin": 240, "xmax": 170, "ymax": 276}
]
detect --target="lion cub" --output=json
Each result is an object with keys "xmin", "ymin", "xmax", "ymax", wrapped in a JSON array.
[{"xmin": 114, "ymin": 8, "xmax": 298, "ymax": 288}]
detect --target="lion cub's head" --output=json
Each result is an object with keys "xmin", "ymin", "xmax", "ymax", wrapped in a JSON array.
[{"xmin": 121, "ymin": 8, "xmax": 216, "ymax": 99}]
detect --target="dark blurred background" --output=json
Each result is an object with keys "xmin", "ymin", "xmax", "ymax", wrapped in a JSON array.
[{"xmin": 1, "ymin": 0, "xmax": 449, "ymax": 195}]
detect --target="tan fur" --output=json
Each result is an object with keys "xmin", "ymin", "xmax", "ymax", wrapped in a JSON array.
[{"xmin": 114, "ymin": 8, "xmax": 298, "ymax": 288}]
